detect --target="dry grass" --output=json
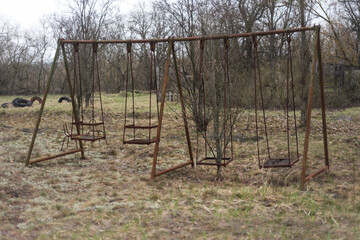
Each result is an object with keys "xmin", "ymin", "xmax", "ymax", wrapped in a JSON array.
[{"xmin": 0, "ymin": 94, "xmax": 359, "ymax": 239}]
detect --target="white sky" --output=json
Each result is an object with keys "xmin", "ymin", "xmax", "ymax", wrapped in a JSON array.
[{"xmin": 0, "ymin": 0, "xmax": 148, "ymax": 32}]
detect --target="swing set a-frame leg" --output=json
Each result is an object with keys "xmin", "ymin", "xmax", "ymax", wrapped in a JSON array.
[
  {"xmin": 300, "ymin": 26, "xmax": 330, "ymax": 190},
  {"xmin": 151, "ymin": 38, "xmax": 194, "ymax": 179},
  {"xmin": 25, "ymin": 40, "xmax": 85, "ymax": 167}
]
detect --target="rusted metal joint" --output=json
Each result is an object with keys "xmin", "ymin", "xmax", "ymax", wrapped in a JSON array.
[
  {"xmin": 93, "ymin": 42, "xmax": 98, "ymax": 53},
  {"xmin": 252, "ymin": 34, "xmax": 257, "ymax": 47},
  {"xmin": 224, "ymin": 36, "xmax": 230, "ymax": 49},
  {"xmin": 74, "ymin": 42, "xmax": 80, "ymax": 53},
  {"xmin": 170, "ymin": 37, "xmax": 175, "ymax": 51},
  {"xmin": 286, "ymin": 30, "xmax": 291, "ymax": 43},
  {"xmin": 127, "ymin": 41, "xmax": 132, "ymax": 53},
  {"xmin": 59, "ymin": 38, "xmax": 65, "ymax": 47},
  {"xmin": 200, "ymin": 38, "xmax": 205, "ymax": 51},
  {"xmin": 150, "ymin": 40, "xmax": 156, "ymax": 52}
]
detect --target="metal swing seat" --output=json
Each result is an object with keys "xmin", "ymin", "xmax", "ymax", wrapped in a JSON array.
[
  {"xmin": 70, "ymin": 42, "xmax": 106, "ymax": 143},
  {"xmin": 252, "ymin": 34, "xmax": 299, "ymax": 169},
  {"xmin": 123, "ymin": 41, "xmax": 159, "ymax": 145}
]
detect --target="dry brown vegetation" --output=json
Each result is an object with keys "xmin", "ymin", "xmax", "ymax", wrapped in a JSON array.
[{"xmin": 0, "ymin": 94, "xmax": 359, "ymax": 239}]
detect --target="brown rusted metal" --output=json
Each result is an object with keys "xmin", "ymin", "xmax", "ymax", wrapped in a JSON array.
[
  {"xmin": 300, "ymin": 26, "xmax": 330, "ymax": 189},
  {"xmin": 300, "ymin": 26, "xmax": 320, "ymax": 190},
  {"xmin": 71, "ymin": 135, "xmax": 105, "ymax": 142},
  {"xmin": 25, "ymin": 42, "xmax": 62, "ymax": 166},
  {"xmin": 196, "ymin": 37, "xmax": 234, "ymax": 167},
  {"xmin": 304, "ymin": 166, "xmax": 328, "ymax": 182},
  {"xmin": 29, "ymin": 149, "xmax": 82, "ymax": 165},
  {"xmin": 151, "ymin": 39, "xmax": 173, "ymax": 179},
  {"xmin": 62, "ymin": 43, "xmax": 86, "ymax": 158},
  {"xmin": 124, "ymin": 139, "xmax": 156, "ymax": 145},
  {"xmin": 253, "ymin": 32, "xmax": 301, "ymax": 169},
  {"xmin": 262, "ymin": 158, "xmax": 299, "ymax": 169},
  {"xmin": 197, "ymin": 157, "xmax": 233, "ymax": 167},
  {"xmin": 151, "ymin": 38, "xmax": 196, "ymax": 179},
  {"xmin": 27, "ymin": 26, "xmax": 329, "ymax": 185},
  {"xmin": 71, "ymin": 43, "xmax": 107, "ymax": 143},
  {"xmin": 123, "ymin": 41, "xmax": 158, "ymax": 145},
  {"xmin": 316, "ymin": 28, "xmax": 330, "ymax": 169},
  {"xmin": 95, "ymin": 43, "xmax": 107, "ymax": 142},
  {"xmin": 171, "ymin": 38, "xmax": 194, "ymax": 167},
  {"xmin": 289, "ymin": 35, "xmax": 300, "ymax": 159},
  {"xmin": 154, "ymin": 161, "xmax": 194, "ymax": 177},
  {"xmin": 253, "ymin": 35, "xmax": 271, "ymax": 165}
]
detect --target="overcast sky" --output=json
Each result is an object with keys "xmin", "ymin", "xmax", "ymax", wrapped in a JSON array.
[{"xmin": 0, "ymin": 0, "xmax": 149, "ymax": 31}]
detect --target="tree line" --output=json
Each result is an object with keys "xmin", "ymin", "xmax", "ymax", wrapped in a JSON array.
[{"xmin": 0, "ymin": 0, "xmax": 359, "ymax": 104}]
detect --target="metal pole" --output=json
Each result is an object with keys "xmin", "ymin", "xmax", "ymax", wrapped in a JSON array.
[
  {"xmin": 316, "ymin": 27, "xmax": 330, "ymax": 169},
  {"xmin": 59, "ymin": 26, "xmax": 315, "ymax": 45},
  {"xmin": 25, "ymin": 42, "xmax": 61, "ymax": 166},
  {"xmin": 300, "ymin": 26, "xmax": 319, "ymax": 190},
  {"xmin": 61, "ymin": 43, "xmax": 85, "ymax": 159},
  {"xmin": 151, "ymin": 39, "xmax": 173, "ymax": 179}
]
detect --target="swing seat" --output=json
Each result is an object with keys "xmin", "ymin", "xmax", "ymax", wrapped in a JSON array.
[
  {"xmin": 123, "ymin": 139, "xmax": 156, "ymax": 145},
  {"xmin": 262, "ymin": 157, "xmax": 299, "ymax": 168},
  {"xmin": 197, "ymin": 157, "xmax": 232, "ymax": 166},
  {"xmin": 123, "ymin": 124, "xmax": 158, "ymax": 144},
  {"xmin": 73, "ymin": 121, "xmax": 105, "ymax": 126},
  {"xmin": 71, "ymin": 121, "xmax": 106, "ymax": 142},
  {"xmin": 71, "ymin": 135, "xmax": 105, "ymax": 142},
  {"xmin": 124, "ymin": 124, "xmax": 158, "ymax": 129}
]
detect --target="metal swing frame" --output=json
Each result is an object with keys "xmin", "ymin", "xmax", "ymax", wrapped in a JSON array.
[
  {"xmin": 25, "ymin": 26, "xmax": 329, "ymax": 190},
  {"xmin": 25, "ymin": 42, "xmax": 85, "ymax": 166}
]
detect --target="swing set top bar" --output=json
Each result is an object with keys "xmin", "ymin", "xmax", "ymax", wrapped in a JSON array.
[{"xmin": 59, "ymin": 26, "xmax": 316, "ymax": 45}]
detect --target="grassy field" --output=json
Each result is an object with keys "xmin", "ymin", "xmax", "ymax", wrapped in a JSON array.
[{"xmin": 0, "ymin": 94, "xmax": 359, "ymax": 239}]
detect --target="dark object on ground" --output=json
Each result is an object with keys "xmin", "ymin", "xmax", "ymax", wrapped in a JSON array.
[
  {"xmin": 232, "ymin": 134, "xmax": 264, "ymax": 142},
  {"xmin": 12, "ymin": 98, "xmax": 32, "ymax": 107},
  {"xmin": 29, "ymin": 96, "xmax": 43, "ymax": 104},
  {"xmin": 0, "ymin": 125, "xmax": 13, "ymax": 129},
  {"xmin": 58, "ymin": 96, "xmax": 71, "ymax": 103},
  {"xmin": 21, "ymin": 128, "xmax": 43, "ymax": 133},
  {"xmin": 1, "ymin": 103, "xmax": 13, "ymax": 108}
]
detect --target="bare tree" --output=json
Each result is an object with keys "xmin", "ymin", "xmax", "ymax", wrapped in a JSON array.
[{"xmin": 51, "ymin": 0, "xmax": 118, "ymax": 105}]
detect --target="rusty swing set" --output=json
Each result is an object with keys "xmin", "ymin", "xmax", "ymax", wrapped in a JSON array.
[{"xmin": 25, "ymin": 26, "xmax": 329, "ymax": 189}]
